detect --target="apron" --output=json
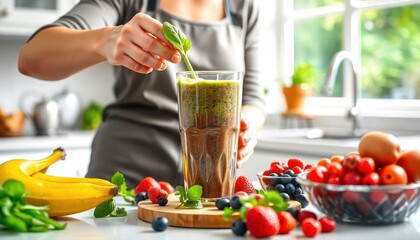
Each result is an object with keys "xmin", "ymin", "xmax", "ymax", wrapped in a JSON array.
[{"xmin": 87, "ymin": 0, "xmax": 247, "ymax": 188}]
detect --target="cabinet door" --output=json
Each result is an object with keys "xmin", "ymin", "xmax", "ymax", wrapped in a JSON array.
[{"xmin": 0, "ymin": 0, "xmax": 77, "ymax": 36}]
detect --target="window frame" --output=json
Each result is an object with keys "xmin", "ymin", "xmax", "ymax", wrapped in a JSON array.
[{"xmin": 275, "ymin": 0, "xmax": 420, "ymax": 126}]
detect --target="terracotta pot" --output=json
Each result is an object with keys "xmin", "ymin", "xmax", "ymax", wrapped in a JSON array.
[{"xmin": 282, "ymin": 84, "xmax": 311, "ymax": 113}]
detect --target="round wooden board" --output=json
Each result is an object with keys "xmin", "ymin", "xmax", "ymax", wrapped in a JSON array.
[{"xmin": 138, "ymin": 194, "xmax": 301, "ymax": 229}]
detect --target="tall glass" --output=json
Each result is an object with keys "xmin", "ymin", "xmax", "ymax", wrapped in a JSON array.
[{"xmin": 176, "ymin": 71, "xmax": 243, "ymax": 202}]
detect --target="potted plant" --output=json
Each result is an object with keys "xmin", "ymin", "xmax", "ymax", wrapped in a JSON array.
[{"xmin": 282, "ymin": 63, "xmax": 315, "ymax": 114}]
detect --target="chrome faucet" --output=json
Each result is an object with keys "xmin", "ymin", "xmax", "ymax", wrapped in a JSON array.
[{"xmin": 323, "ymin": 50, "xmax": 360, "ymax": 136}]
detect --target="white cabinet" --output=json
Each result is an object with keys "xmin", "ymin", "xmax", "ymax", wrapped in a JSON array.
[{"xmin": 0, "ymin": 0, "xmax": 78, "ymax": 36}]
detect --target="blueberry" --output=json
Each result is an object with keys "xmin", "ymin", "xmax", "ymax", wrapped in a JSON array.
[
  {"xmin": 135, "ymin": 192, "xmax": 148, "ymax": 205},
  {"xmin": 269, "ymin": 173, "xmax": 278, "ymax": 186},
  {"xmin": 275, "ymin": 184, "xmax": 285, "ymax": 193},
  {"xmin": 285, "ymin": 183, "xmax": 295, "ymax": 195},
  {"xmin": 296, "ymin": 194, "xmax": 309, "ymax": 208},
  {"xmin": 280, "ymin": 174, "xmax": 292, "ymax": 184},
  {"xmin": 215, "ymin": 198, "xmax": 230, "ymax": 210},
  {"xmin": 230, "ymin": 196, "xmax": 242, "ymax": 210},
  {"xmin": 231, "ymin": 219, "xmax": 247, "ymax": 236},
  {"xmin": 284, "ymin": 169, "xmax": 296, "ymax": 177},
  {"xmin": 151, "ymin": 217, "xmax": 169, "ymax": 232},
  {"xmin": 294, "ymin": 187, "xmax": 303, "ymax": 196},
  {"xmin": 286, "ymin": 207, "xmax": 300, "ymax": 220},
  {"xmin": 157, "ymin": 197, "xmax": 168, "ymax": 206},
  {"xmin": 280, "ymin": 192, "xmax": 290, "ymax": 202}
]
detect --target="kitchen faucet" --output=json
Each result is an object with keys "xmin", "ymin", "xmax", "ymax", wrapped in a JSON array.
[{"xmin": 323, "ymin": 50, "xmax": 360, "ymax": 136}]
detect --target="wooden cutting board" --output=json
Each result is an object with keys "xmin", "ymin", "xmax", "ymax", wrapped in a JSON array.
[{"xmin": 138, "ymin": 194, "xmax": 301, "ymax": 229}]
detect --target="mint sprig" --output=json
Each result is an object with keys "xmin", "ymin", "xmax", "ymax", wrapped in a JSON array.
[
  {"xmin": 163, "ymin": 22, "xmax": 196, "ymax": 78},
  {"xmin": 111, "ymin": 171, "xmax": 135, "ymax": 204},
  {"xmin": 175, "ymin": 185, "xmax": 203, "ymax": 209},
  {"xmin": 94, "ymin": 199, "xmax": 127, "ymax": 218},
  {"xmin": 223, "ymin": 190, "xmax": 289, "ymax": 221}
]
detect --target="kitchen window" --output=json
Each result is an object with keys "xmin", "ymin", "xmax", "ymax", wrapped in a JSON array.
[{"xmin": 269, "ymin": 0, "xmax": 420, "ymax": 129}]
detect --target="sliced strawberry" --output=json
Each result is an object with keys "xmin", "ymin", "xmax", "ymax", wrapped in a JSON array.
[
  {"xmin": 159, "ymin": 181, "xmax": 175, "ymax": 194},
  {"xmin": 148, "ymin": 187, "xmax": 168, "ymax": 204},
  {"xmin": 234, "ymin": 176, "xmax": 256, "ymax": 195},
  {"xmin": 135, "ymin": 177, "xmax": 160, "ymax": 194}
]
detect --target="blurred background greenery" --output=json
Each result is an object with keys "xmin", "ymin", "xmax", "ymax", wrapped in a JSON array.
[{"xmin": 292, "ymin": 0, "xmax": 420, "ymax": 99}]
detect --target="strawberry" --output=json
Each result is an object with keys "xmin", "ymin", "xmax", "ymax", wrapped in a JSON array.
[
  {"xmin": 298, "ymin": 210, "xmax": 317, "ymax": 223},
  {"xmin": 159, "ymin": 181, "xmax": 175, "ymax": 194},
  {"xmin": 319, "ymin": 216, "xmax": 336, "ymax": 232},
  {"xmin": 234, "ymin": 176, "xmax": 256, "ymax": 195},
  {"xmin": 277, "ymin": 211, "xmax": 298, "ymax": 234},
  {"xmin": 288, "ymin": 158, "xmax": 304, "ymax": 169},
  {"xmin": 135, "ymin": 177, "xmax": 160, "ymax": 194},
  {"xmin": 246, "ymin": 206, "xmax": 279, "ymax": 238},
  {"xmin": 148, "ymin": 187, "xmax": 168, "ymax": 204},
  {"xmin": 301, "ymin": 218, "xmax": 322, "ymax": 238}
]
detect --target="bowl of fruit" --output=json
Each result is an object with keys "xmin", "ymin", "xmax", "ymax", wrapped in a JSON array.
[
  {"xmin": 297, "ymin": 131, "xmax": 420, "ymax": 225},
  {"xmin": 257, "ymin": 158, "xmax": 312, "ymax": 208}
]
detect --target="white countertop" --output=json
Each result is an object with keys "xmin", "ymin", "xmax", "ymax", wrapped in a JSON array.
[
  {"xmin": 0, "ymin": 197, "xmax": 419, "ymax": 240},
  {"xmin": 0, "ymin": 131, "xmax": 95, "ymax": 153}
]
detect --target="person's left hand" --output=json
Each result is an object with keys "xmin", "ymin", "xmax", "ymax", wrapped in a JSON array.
[{"xmin": 236, "ymin": 118, "xmax": 258, "ymax": 168}]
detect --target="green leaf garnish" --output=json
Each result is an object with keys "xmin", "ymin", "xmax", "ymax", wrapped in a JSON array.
[
  {"xmin": 94, "ymin": 199, "xmax": 116, "ymax": 218},
  {"xmin": 111, "ymin": 171, "xmax": 135, "ymax": 204},
  {"xmin": 175, "ymin": 185, "xmax": 203, "ymax": 209},
  {"xmin": 223, "ymin": 190, "xmax": 289, "ymax": 221},
  {"xmin": 163, "ymin": 22, "xmax": 196, "ymax": 77}
]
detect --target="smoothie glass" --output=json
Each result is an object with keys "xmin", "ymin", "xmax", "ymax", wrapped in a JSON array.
[{"xmin": 176, "ymin": 71, "xmax": 243, "ymax": 202}]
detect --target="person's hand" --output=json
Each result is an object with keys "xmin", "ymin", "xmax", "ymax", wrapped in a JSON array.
[
  {"xmin": 100, "ymin": 13, "xmax": 181, "ymax": 74},
  {"xmin": 236, "ymin": 118, "xmax": 258, "ymax": 168}
]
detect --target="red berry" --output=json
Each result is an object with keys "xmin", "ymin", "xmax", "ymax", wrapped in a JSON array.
[
  {"xmin": 148, "ymin": 187, "xmax": 168, "ymax": 204},
  {"xmin": 297, "ymin": 210, "xmax": 317, "ymax": 223},
  {"xmin": 327, "ymin": 162, "xmax": 344, "ymax": 177},
  {"xmin": 135, "ymin": 177, "xmax": 160, "ymax": 194},
  {"xmin": 307, "ymin": 166, "xmax": 328, "ymax": 183},
  {"xmin": 357, "ymin": 157, "xmax": 376, "ymax": 174},
  {"xmin": 301, "ymin": 218, "xmax": 322, "ymax": 238},
  {"xmin": 342, "ymin": 153, "xmax": 361, "ymax": 171},
  {"xmin": 246, "ymin": 206, "xmax": 279, "ymax": 238},
  {"xmin": 270, "ymin": 161, "xmax": 281, "ymax": 168},
  {"xmin": 270, "ymin": 164, "xmax": 285, "ymax": 175},
  {"xmin": 288, "ymin": 158, "xmax": 304, "ymax": 169},
  {"xmin": 277, "ymin": 211, "xmax": 298, "ymax": 234},
  {"xmin": 342, "ymin": 171, "xmax": 362, "ymax": 185},
  {"xmin": 234, "ymin": 176, "xmax": 256, "ymax": 195},
  {"xmin": 319, "ymin": 216, "xmax": 336, "ymax": 232},
  {"xmin": 158, "ymin": 181, "xmax": 174, "ymax": 194},
  {"xmin": 362, "ymin": 172, "xmax": 380, "ymax": 186},
  {"xmin": 369, "ymin": 190, "xmax": 387, "ymax": 204},
  {"xmin": 343, "ymin": 190, "xmax": 361, "ymax": 204},
  {"xmin": 326, "ymin": 176, "xmax": 341, "ymax": 185},
  {"xmin": 304, "ymin": 163, "xmax": 315, "ymax": 171},
  {"xmin": 291, "ymin": 166, "xmax": 303, "ymax": 174}
]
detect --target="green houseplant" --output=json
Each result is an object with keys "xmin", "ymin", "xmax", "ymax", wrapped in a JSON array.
[{"xmin": 282, "ymin": 64, "xmax": 315, "ymax": 114}]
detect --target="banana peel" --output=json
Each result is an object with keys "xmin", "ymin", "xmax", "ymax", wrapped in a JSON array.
[{"xmin": 0, "ymin": 148, "xmax": 117, "ymax": 217}]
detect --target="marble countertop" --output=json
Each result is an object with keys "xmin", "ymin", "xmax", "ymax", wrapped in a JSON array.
[{"xmin": 0, "ymin": 197, "xmax": 419, "ymax": 240}]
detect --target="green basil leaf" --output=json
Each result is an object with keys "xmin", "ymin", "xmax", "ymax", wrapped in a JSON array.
[
  {"xmin": 223, "ymin": 207, "xmax": 236, "ymax": 221},
  {"xmin": 187, "ymin": 185, "xmax": 203, "ymax": 201},
  {"xmin": 122, "ymin": 196, "xmax": 135, "ymax": 204},
  {"xmin": 110, "ymin": 207, "xmax": 127, "ymax": 217},
  {"xmin": 111, "ymin": 171, "xmax": 125, "ymax": 187},
  {"xmin": 175, "ymin": 185, "xmax": 187, "ymax": 202},
  {"xmin": 94, "ymin": 199, "xmax": 115, "ymax": 218},
  {"xmin": 183, "ymin": 200, "xmax": 202, "ymax": 209}
]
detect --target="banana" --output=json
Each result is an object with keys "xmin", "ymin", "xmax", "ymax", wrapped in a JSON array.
[{"xmin": 0, "ymin": 148, "xmax": 118, "ymax": 217}]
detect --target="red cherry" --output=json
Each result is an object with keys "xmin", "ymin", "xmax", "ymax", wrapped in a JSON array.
[
  {"xmin": 307, "ymin": 166, "xmax": 328, "ymax": 183},
  {"xmin": 357, "ymin": 157, "xmax": 376, "ymax": 174},
  {"xmin": 362, "ymin": 172, "xmax": 380, "ymax": 186},
  {"xmin": 342, "ymin": 153, "xmax": 361, "ymax": 171},
  {"xmin": 327, "ymin": 162, "xmax": 344, "ymax": 177},
  {"xmin": 343, "ymin": 190, "xmax": 361, "ymax": 204},
  {"xmin": 342, "ymin": 171, "xmax": 362, "ymax": 185}
]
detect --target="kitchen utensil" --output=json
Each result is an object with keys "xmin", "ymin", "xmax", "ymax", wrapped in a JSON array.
[
  {"xmin": 138, "ymin": 194, "xmax": 301, "ymax": 228},
  {"xmin": 52, "ymin": 88, "xmax": 82, "ymax": 130},
  {"xmin": 19, "ymin": 91, "xmax": 60, "ymax": 136}
]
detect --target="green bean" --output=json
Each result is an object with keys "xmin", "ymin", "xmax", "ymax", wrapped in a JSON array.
[{"xmin": 3, "ymin": 214, "xmax": 28, "ymax": 232}]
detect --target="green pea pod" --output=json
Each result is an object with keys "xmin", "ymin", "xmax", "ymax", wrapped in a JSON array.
[
  {"xmin": 3, "ymin": 214, "xmax": 28, "ymax": 232},
  {"xmin": 34, "ymin": 214, "xmax": 66, "ymax": 230},
  {"xmin": 28, "ymin": 226, "xmax": 49, "ymax": 232},
  {"xmin": 13, "ymin": 208, "xmax": 45, "ymax": 227},
  {"xmin": 0, "ymin": 197, "xmax": 13, "ymax": 216}
]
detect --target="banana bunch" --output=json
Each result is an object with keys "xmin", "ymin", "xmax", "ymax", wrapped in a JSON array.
[{"xmin": 0, "ymin": 148, "xmax": 117, "ymax": 217}]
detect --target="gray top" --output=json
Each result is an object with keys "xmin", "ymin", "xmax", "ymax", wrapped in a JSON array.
[{"xmin": 33, "ymin": 0, "xmax": 265, "ymax": 187}]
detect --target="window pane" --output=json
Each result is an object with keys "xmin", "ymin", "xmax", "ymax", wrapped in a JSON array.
[
  {"xmin": 294, "ymin": 0, "xmax": 343, "ymax": 10},
  {"xmin": 361, "ymin": 5, "xmax": 420, "ymax": 99},
  {"xmin": 294, "ymin": 14, "xmax": 344, "ymax": 97}
]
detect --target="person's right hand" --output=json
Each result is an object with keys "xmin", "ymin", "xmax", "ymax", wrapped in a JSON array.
[{"xmin": 100, "ymin": 13, "xmax": 181, "ymax": 74}]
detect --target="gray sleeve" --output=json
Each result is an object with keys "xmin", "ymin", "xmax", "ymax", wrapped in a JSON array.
[
  {"xmin": 28, "ymin": 0, "xmax": 144, "ymax": 41},
  {"xmin": 242, "ymin": 0, "xmax": 266, "ymax": 113}
]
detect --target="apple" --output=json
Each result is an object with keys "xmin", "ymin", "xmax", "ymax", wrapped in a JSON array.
[{"xmin": 397, "ymin": 150, "xmax": 420, "ymax": 182}]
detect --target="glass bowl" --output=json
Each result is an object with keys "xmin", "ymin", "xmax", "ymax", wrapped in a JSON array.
[
  {"xmin": 256, "ymin": 171, "xmax": 309, "ymax": 208},
  {"xmin": 297, "ymin": 172, "xmax": 420, "ymax": 225}
]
